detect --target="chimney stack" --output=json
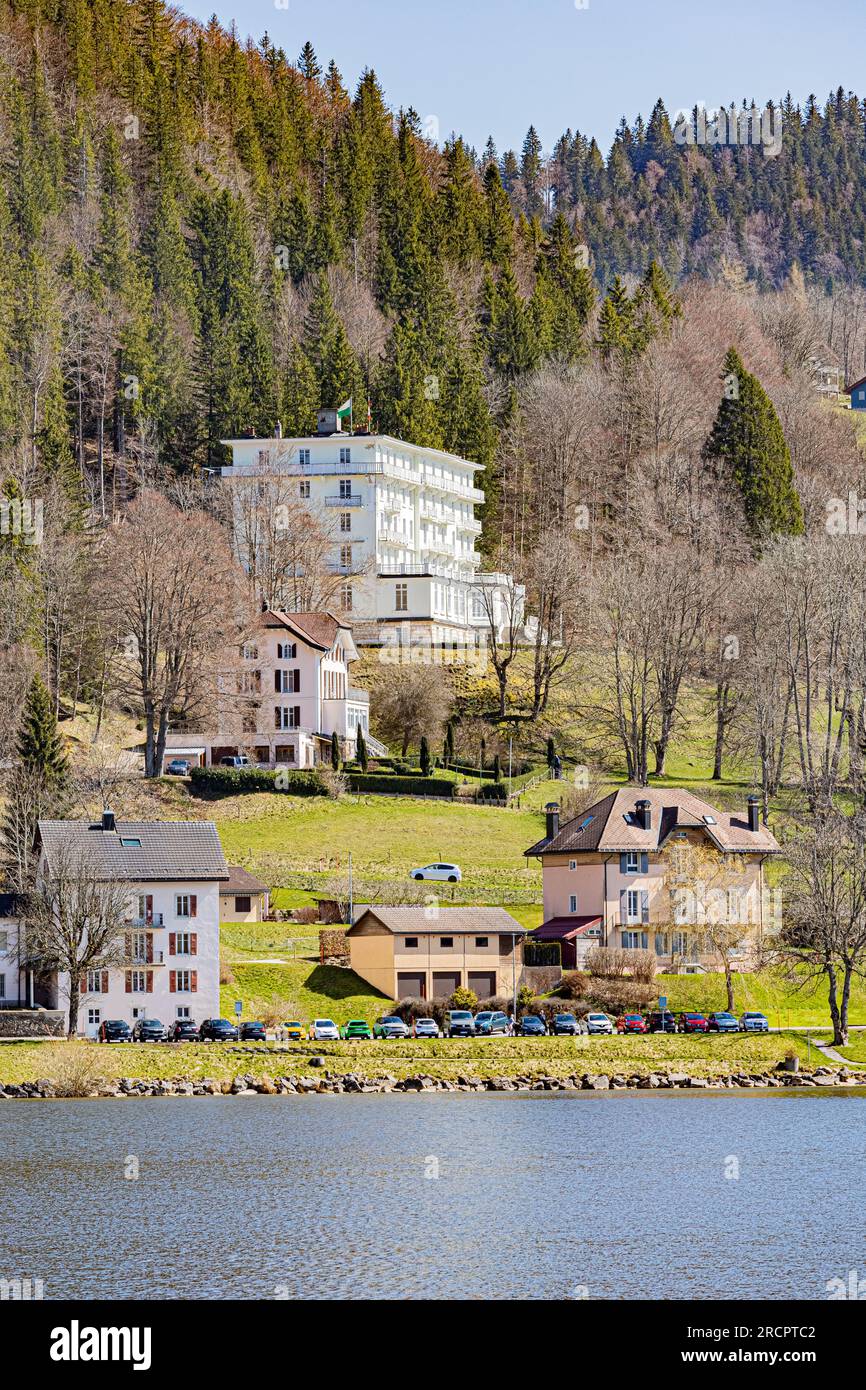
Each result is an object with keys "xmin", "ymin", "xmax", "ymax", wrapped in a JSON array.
[
  {"xmin": 545, "ymin": 802, "xmax": 560, "ymax": 842},
  {"xmin": 101, "ymin": 808, "xmax": 116, "ymax": 833},
  {"xmin": 747, "ymin": 795, "xmax": 760, "ymax": 832},
  {"xmin": 636, "ymin": 797, "xmax": 651, "ymax": 831}
]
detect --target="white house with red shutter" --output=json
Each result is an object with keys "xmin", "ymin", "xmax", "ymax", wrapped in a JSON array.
[{"xmin": 36, "ymin": 812, "xmax": 225, "ymax": 1037}]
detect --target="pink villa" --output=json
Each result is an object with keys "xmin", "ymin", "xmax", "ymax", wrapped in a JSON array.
[{"xmin": 525, "ymin": 787, "xmax": 781, "ymax": 973}]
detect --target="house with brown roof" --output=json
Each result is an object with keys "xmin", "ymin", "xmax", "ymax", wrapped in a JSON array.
[
  {"xmin": 219, "ymin": 865, "xmax": 269, "ymax": 923},
  {"xmin": 163, "ymin": 609, "xmax": 374, "ymax": 771},
  {"xmin": 525, "ymin": 788, "xmax": 781, "ymax": 972},
  {"xmin": 346, "ymin": 906, "xmax": 527, "ymax": 1001}
]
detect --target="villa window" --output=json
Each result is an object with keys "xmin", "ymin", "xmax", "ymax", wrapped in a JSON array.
[
  {"xmin": 339, "ymin": 475, "xmax": 352, "ymax": 494},
  {"xmin": 340, "ymin": 512, "xmax": 351, "ymax": 532},
  {"xmin": 569, "ymin": 895, "xmax": 578, "ymax": 913},
  {"xmin": 175, "ymin": 895, "xmax": 197, "ymax": 918},
  {"xmin": 242, "ymin": 643, "xmax": 258, "ymax": 661},
  {"xmin": 340, "ymin": 584, "xmax": 352, "ymax": 612},
  {"xmin": 299, "ymin": 479, "xmax": 310, "ymax": 498},
  {"xmin": 275, "ymin": 669, "xmax": 300, "ymax": 694},
  {"xmin": 235, "ymin": 896, "xmax": 251, "ymax": 915},
  {"xmin": 395, "ymin": 583, "xmax": 408, "ymax": 612},
  {"xmin": 277, "ymin": 642, "xmax": 296, "ymax": 660},
  {"xmin": 174, "ymin": 932, "xmax": 195, "ymax": 956},
  {"xmin": 174, "ymin": 970, "xmax": 193, "ymax": 993},
  {"xmin": 625, "ymin": 851, "xmax": 639, "ymax": 873},
  {"xmin": 299, "ymin": 448, "xmax": 310, "ymax": 466},
  {"xmin": 626, "ymin": 889, "xmax": 640, "ymax": 921},
  {"xmin": 340, "ymin": 544, "xmax": 352, "ymax": 569},
  {"xmin": 339, "ymin": 448, "xmax": 351, "ymax": 466},
  {"xmin": 0, "ymin": 931, "xmax": 7, "ymax": 954},
  {"xmin": 275, "ymin": 706, "xmax": 301, "ymax": 730},
  {"xmin": 569, "ymin": 859, "xmax": 577, "ymax": 871},
  {"xmin": 129, "ymin": 970, "xmax": 147, "ymax": 993},
  {"xmin": 622, "ymin": 931, "xmax": 648, "ymax": 951}
]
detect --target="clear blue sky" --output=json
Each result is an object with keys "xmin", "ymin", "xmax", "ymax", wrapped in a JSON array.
[{"xmin": 183, "ymin": 0, "xmax": 864, "ymax": 156}]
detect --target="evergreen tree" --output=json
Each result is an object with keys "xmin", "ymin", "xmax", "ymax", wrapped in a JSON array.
[
  {"xmin": 331, "ymin": 730, "xmax": 340, "ymax": 770},
  {"xmin": 492, "ymin": 753, "xmax": 502, "ymax": 783},
  {"xmin": 356, "ymin": 723, "xmax": 368, "ymax": 772},
  {"xmin": 419, "ymin": 734, "xmax": 431, "ymax": 777},
  {"xmin": 702, "ymin": 347, "xmax": 804, "ymax": 541},
  {"xmin": 16, "ymin": 674, "xmax": 68, "ymax": 789}
]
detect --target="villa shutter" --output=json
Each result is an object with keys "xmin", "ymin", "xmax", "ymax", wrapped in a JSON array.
[
  {"xmin": 640, "ymin": 853, "xmax": 649, "ymax": 873},
  {"xmin": 190, "ymin": 971, "xmax": 198, "ymax": 993},
  {"xmin": 619, "ymin": 853, "xmax": 627, "ymax": 873},
  {"xmin": 274, "ymin": 670, "xmax": 281, "ymax": 693},
  {"xmin": 101, "ymin": 971, "xmax": 109, "ymax": 993},
  {"xmin": 124, "ymin": 973, "xmax": 131, "ymax": 993},
  {"xmin": 294, "ymin": 705, "xmax": 301, "ymax": 728},
  {"xmin": 619, "ymin": 890, "xmax": 626, "ymax": 925},
  {"xmin": 168, "ymin": 932, "xmax": 176, "ymax": 956},
  {"xmin": 145, "ymin": 895, "xmax": 153, "ymax": 922},
  {"xmin": 274, "ymin": 707, "xmax": 281, "ymax": 730},
  {"xmin": 79, "ymin": 974, "xmax": 86, "ymax": 994},
  {"xmin": 189, "ymin": 895, "xmax": 197, "ymax": 918},
  {"xmin": 146, "ymin": 936, "xmax": 153, "ymax": 964},
  {"xmin": 145, "ymin": 972, "xmax": 153, "ymax": 993},
  {"xmin": 169, "ymin": 970, "xmax": 176, "ymax": 993},
  {"xmin": 190, "ymin": 933, "xmax": 198, "ymax": 956},
  {"xmin": 641, "ymin": 891, "xmax": 650, "ymax": 924}
]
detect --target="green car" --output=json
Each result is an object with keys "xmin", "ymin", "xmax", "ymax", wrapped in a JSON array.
[
  {"xmin": 341, "ymin": 1019, "xmax": 373, "ymax": 1040},
  {"xmin": 373, "ymin": 1014, "xmax": 410, "ymax": 1039}
]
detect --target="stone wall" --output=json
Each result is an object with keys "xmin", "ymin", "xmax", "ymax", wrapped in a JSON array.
[{"xmin": 0, "ymin": 1009, "xmax": 65, "ymax": 1038}]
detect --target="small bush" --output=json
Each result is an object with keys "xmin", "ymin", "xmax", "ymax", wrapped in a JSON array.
[
  {"xmin": 585, "ymin": 979, "xmax": 655, "ymax": 1013},
  {"xmin": 560, "ymin": 970, "xmax": 589, "ymax": 1000},
  {"xmin": 585, "ymin": 946, "xmax": 632, "ymax": 979},
  {"xmin": 220, "ymin": 957, "xmax": 235, "ymax": 986},
  {"xmin": 390, "ymin": 997, "xmax": 447, "ymax": 1028},
  {"xmin": 292, "ymin": 906, "xmax": 320, "ymax": 925},
  {"xmin": 448, "ymin": 986, "xmax": 478, "ymax": 1011},
  {"xmin": 43, "ymin": 1043, "xmax": 106, "ymax": 1097}
]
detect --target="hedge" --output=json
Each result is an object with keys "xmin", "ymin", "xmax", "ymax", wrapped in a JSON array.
[
  {"xmin": 347, "ymin": 773, "xmax": 455, "ymax": 797},
  {"xmin": 475, "ymin": 781, "xmax": 507, "ymax": 801},
  {"xmin": 189, "ymin": 766, "xmax": 327, "ymax": 797}
]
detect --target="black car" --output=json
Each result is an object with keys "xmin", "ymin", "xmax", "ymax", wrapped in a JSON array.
[
  {"xmin": 168, "ymin": 1020, "xmax": 200, "ymax": 1042},
  {"xmin": 240, "ymin": 1021, "xmax": 267, "ymax": 1041},
  {"xmin": 646, "ymin": 1010, "xmax": 678, "ymax": 1033},
  {"xmin": 131, "ymin": 1018, "xmax": 166, "ymax": 1042},
  {"xmin": 517, "ymin": 1014, "xmax": 547, "ymax": 1036},
  {"xmin": 199, "ymin": 1018, "xmax": 239, "ymax": 1042},
  {"xmin": 552, "ymin": 1012, "xmax": 580, "ymax": 1035},
  {"xmin": 98, "ymin": 1019, "xmax": 132, "ymax": 1043}
]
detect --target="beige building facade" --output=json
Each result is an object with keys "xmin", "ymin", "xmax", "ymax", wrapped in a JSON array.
[{"xmin": 346, "ymin": 906, "xmax": 527, "ymax": 1000}]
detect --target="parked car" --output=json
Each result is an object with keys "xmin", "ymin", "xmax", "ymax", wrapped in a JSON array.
[
  {"xmin": 373, "ymin": 1015, "xmax": 410, "ymax": 1039},
  {"xmin": 341, "ymin": 1019, "xmax": 373, "ymax": 1040},
  {"xmin": 168, "ymin": 1019, "xmax": 200, "ymax": 1042},
  {"xmin": 199, "ymin": 1018, "xmax": 239, "ymax": 1042},
  {"xmin": 517, "ymin": 1014, "xmax": 547, "ymax": 1036},
  {"xmin": 413, "ymin": 1017, "xmax": 441, "ymax": 1038},
  {"xmin": 131, "ymin": 1018, "xmax": 166, "ymax": 1042},
  {"xmin": 707, "ymin": 1011, "xmax": 740, "ymax": 1033},
  {"xmin": 165, "ymin": 759, "xmax": 191, "ymax": 776},
  {"xmin": 678, "ymin": 1012, "xmax": 710, "ymax": 1034},
  {"xmin": 220, "ymin": 755, "xmax": 251, "ymax": 769},
  {"xmin": 282, "ymin": 1020, "xmax": 304, "ymax": 1040},
  {"xmin": 474, "ymin": 1010, "xmax": 509, "ymax": 1035},
  {"xmin": 309, "ymin": 1018, "xmax": 340, "ymax": 1041},
  {"xmin": 409, "ymin": 862, "xmax": 462, "ymax": 882},
  {"xmin": 444, "ymin": 1009, "xmax": 475, "ymax": 1037},
  {"xmin": 585, "ymin": 1012, "xmax": 614, "ymax": 1035},
  {"xmin": 240, "ymin": 1021, "xmax": 267, "ymax": 1041},
  {"xmin": 739, "ymin": 1011, "xmax": 770, "ymax": 1033},
  {"xmin": 98, "ymin": 1019, "xmax": 132, "ymax": 1043},
  {"xmin": 616, "ymin": 1013, "xmax": 648, "ymax": 1034},
  {"xmin": 646, "ymin": 1011, "xmax": 678, "ymax": 1034},
  {"xmin": 552, "ymin": 1012, "xmax": 581, "ymax": 1036}
]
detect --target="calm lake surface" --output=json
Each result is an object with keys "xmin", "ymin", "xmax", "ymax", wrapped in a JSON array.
[{"xmin": 1, "ymin": 1091, "xmax": 864, "ymax": 1300}]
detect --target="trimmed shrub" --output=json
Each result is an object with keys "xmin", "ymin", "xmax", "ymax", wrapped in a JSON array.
[
  {"xmin": 189, "ymin": 766, "xmax": 326, "ymax": 798},
  {"xmin": 448, "ymin": 986, "xmax": 478, "ymax": 1011},
  {"xmin": 476, "ymin": 781, "xmax": 507, "ymax": 802},
  {"xmin": 524, "ymin": 939, "xmax": 561, "ymax": 967},
  {"xmin": 346, "ymin": 773, "xmax": 455, "ymax": 797}
]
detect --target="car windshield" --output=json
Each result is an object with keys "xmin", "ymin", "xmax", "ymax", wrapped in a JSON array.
[
  {"xmin": 417, "ymin": 1019, "xmax": 434, "ymax": 1026},
  {"xmin": 382, "ymin": 1017, "xmax": 401, "ymax": 1023},
  {"xmin": 317, "ymin": 1020, "xmax": 335, "ymax": 1027},
  {"xmin": 451, "ymin": 1012, "xmax": 472, "ymax": 1020}
]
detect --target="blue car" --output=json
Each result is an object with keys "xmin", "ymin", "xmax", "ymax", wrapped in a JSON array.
[
  {"xmin": 707, "ymin": 1011, "xmax": 739, "ymax": 1033},
  {"xmin": 517, "ymin": 1014, "xmax": 546, "ymax": 1036},
  {"xmin": 739, "ymin": 1011, "xmax": 770, "ymax": 1033},
  {"xmin": 474, "ymin": 1010, "xmax": 509, "ymax": 1035}
]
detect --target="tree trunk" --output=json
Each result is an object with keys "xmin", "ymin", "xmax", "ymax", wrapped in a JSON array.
[
  {"xmin": 67, "ymin": 980, "xmax": 80, "ymax": 1039},
  {"xmin": 712, "ymin": 682, "xmax": 727, "ymax": 780},
  {"xmin": 827, "ymin": 964, "xmax": 845, "ymax": 1047},
  {"xmin": 724, "ymin": 962, "xmax": 735, "ymax": 1013}
]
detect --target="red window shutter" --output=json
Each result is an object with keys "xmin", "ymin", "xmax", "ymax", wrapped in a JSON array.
[
  {"xmin": 146, "ymin": 936, "xmax": 153, "ymax": 964},
  {"xmin": 124, "ymin": 932, "xmax": 132, "ymax": 959},
  {"xmin": 190, "ymin": 933, "xmax": 197, "ymax": 956},
  {"xmin": 125, "ymin": 973, "xmax": 132, "ymax": 994},
  {"xmin": 146, "ymin": 971, "xmax": 153, "ymax": 994},
  {"xmin": 190, "ymin": 971, "xmax": 198, "ymax": 994},
  {"xmin": 145, "ymin": 894, "xmax": 153, "ymax": 922},
  {"xmin": 79, "ymin": 974, "xmax": 86, "ymax": 994},
  {"xmin": 169, "ymin": 932, "xmax": 176, "ymax": 956},
  {"xmin": 169, "ymin": 970, "xmax": 176, "ymax": 993},
  {"xmin": 190, "ymin": 895, "xmax": 197, "ymax": 918},
  {"xmin": 101, "ymin": 971, "xmax": 109, "ymax": 993}
]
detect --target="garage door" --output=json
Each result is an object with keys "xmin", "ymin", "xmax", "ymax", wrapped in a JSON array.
[
  {"xmin": 468, "ymin": 972, "xmax": 496, "ymax": 1000},
  {"xmin": 431, "ymin": 971, "xmax": 461, "ymax": 998},
  {"xmin": 397, "ymin": 972, "xmax": 426, "ymax": 999}
]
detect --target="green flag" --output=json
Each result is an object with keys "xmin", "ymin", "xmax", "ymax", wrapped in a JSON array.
[{"xmin": 337, "ymin": 397, "xmax": 352, "ymax": 422}]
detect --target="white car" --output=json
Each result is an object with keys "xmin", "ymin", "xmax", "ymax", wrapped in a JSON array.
[
  {"xmin": 309, "ymin": 1018, "xmax": 340, "ymax": 1041},
  {"xmin": 410, "ymin": 862, "xmax": 462, "ymax": 882},
  {"xmin": 585, "ymin": 1012, "xmax": 615, "ymax": 1035}
]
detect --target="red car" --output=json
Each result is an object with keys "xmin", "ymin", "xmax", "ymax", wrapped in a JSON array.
[
  {"xmin": 616, "ymin": 1013, "xmax": 648, "ymax": 1034},
  {"xmin": 678, "ymin": 1012, "xmax": 710, "ymax": 1034}
]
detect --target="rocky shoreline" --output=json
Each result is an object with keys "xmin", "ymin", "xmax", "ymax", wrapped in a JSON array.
[{"xmin": 2, "ymin": 1064, "xmax": 865, "ymax": 1098}]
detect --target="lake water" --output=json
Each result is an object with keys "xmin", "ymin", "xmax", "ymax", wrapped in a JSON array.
[{"xmin": 1, "ymin": 1092, "xmax": 863, "ymax": 1300}]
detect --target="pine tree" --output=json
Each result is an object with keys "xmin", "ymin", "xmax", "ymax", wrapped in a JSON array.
[
  {"xmin": 419, "ymin": 734, "xmax": 431, "ymax": 777},
  {"xmin": 16, "ymin": 674, "xmax": 68, "ymax": 788},
  {"xmin": 330, "ymin": 730, "xmax": 340, "ymax": 770},
  {"xmin": 702, "ymin": 347, "xmax": 804, "ymax": 541},
  {"xmin": 356, "ymin": 723, "xmax": 368, "ymax": 772},
  {"xmin": 302, "ymin": 273, "xmax": 365, "ymax": 409}
]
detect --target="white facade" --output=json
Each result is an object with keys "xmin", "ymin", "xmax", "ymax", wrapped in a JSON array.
[
  {"xmin": 164, "ymin": 611, "xmax": 370, "ymax": 770},
  {"xmin": 221, "ymin": 428, "xmax": 525, "ymax": 647},
  {"xmin": 0, "ymin": 909, "xmax": 24, "ymax": 1006}
]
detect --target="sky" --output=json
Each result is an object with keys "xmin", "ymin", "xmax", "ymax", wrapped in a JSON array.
[{"xmin": 182, "ymin": 0, "xmax": 865, "ymax": 157}]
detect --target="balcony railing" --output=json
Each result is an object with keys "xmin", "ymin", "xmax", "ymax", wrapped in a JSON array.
[
  {"xmin": 127, "ymin": 914, "xmax": 164, "ymax": 928},
  {"xmin": 324, "ymin": 494, "xmax": 363, "ymax": 507},
  {"xmin": 128, "ymin": 950, "xmax": 166, "ymax": 966}
]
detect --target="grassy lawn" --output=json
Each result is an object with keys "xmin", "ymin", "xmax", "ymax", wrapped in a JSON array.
[
  {"xmin": 0, "ymin": 1030, "xmax": 825, "ymax": 1087},
  {"xmin": 655, "ymin": 969, "xmax": 866, "ymax": 1028},
  {"xmin": 220, "ymin": 961, "xmax": 390, "ymax": 1025}
]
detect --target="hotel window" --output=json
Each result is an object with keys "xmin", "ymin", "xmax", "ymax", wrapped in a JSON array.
[
  {"xmin": 275, "ymin": 705, "xmax": 301, "ymax": 729},
  {"xmin": 299, "ymin": 448, "xmax": 310, "ymax": 465},
  {"xmin": 174, "ymin": 970, "xmax": 193, "ymax": 993},
  {"xmin": 569, "ymin": 895, "xmax": 578, "ymax": 913},
  {"xmin": 440, "ymin": 937, "xmax": 454, "ymax": 949},
  {"xmin": 299, "ymin": 479, "xmax": 310, "ymax": 498},
  {"xmin": 395, "ymin": 583, "xmax": 408, "ymax": 612},
  {"xmin": 474, "ymin": 936, "xmax": 489, "ymax": 949},
  {"xmin": 625, "ymin": 851, "xmax": 639, "ymax": 873},
  {"xmin": 175, "ymin": 895, "xmax": 197, "ymax": 918},
  {"xmin": 404, "ymin": 937, "xmax": 418, "ymax": 949},
  {"xmin": 340, "ymin": 583, "xmax": 352, "ymax": 612},
  {"xmin": 622, "ymin": 931, "xmax": 649, "ymax": 950},
  {"xmin": 174, "ymin": 931, "xmax": 196, "ymax": 955},
  {"xmin": 339, "ymin": 448, "xmax": 351, "ymax": 466},
  {"xmin": 131, "ymin": 932, "xmax": 148, "ymax": 964},
  {"xmin": 340, "ymin": 512, "xmax": 351, "ymax": 532},
  {"xmin": 340, "ymin": 544, "xmax": 352, "ymax": 569},
  {"xmin": 129, "ymin": 970, "xmax": 147, "ymax": 993}
]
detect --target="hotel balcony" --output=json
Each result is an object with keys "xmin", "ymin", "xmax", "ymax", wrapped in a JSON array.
[
  {"xmin": 324, "ymin": 494, "xmax": 363, "ymax": 507},
  {"xmin": 127, "ymin": 914, "xmax": 164, "ymax": 928}
]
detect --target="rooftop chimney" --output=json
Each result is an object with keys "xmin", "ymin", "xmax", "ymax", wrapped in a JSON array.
[
  {"xmin": 747, "ymin": 795, "xmax": 760, "ymax": 832},
  {"xmin": 636, "ymin": 797, "xmax": 651, "ymax": 831},
  {"xmin": 545, "ymin": 802, "xmax": 560, "ymax": 842},
  {"xmin": 101, "ymin": 808, "xmax": 116, "ymax": 833}
]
